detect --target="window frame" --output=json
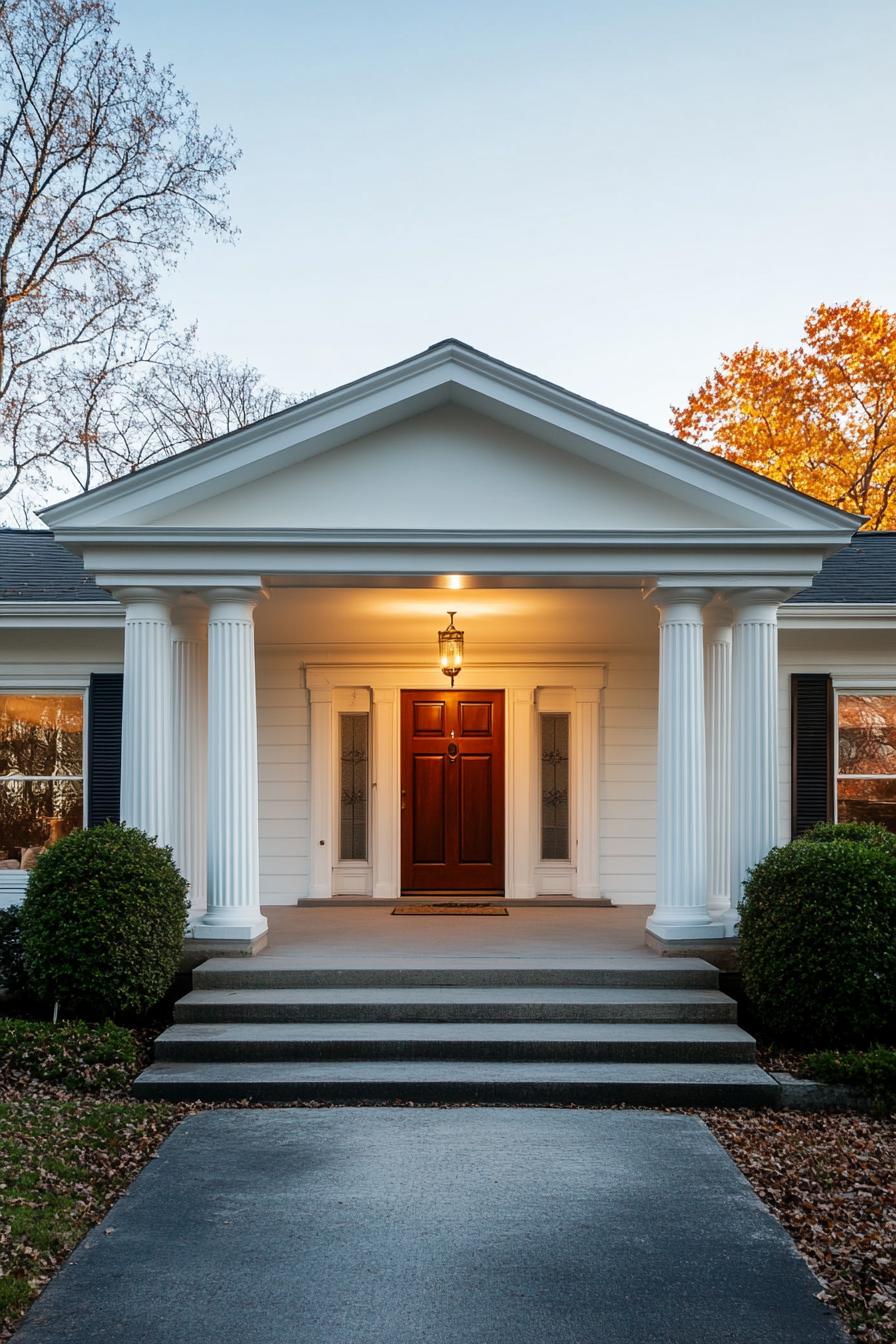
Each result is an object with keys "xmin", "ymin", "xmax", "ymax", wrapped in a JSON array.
[
  {"xmin": 0, "ymin": 687, "xmax": 87, "ymax": 861},
  {"xmin": 833, "ymin": 681, "xmax": 896, "ymax": 826}
]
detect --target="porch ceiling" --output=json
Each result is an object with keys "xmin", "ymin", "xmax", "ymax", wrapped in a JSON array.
[{"xmin": 252, "ymin": 585, "xmax": 659, "ymax": 652}]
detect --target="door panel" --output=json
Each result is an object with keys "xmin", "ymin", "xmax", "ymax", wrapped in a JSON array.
[
  {"xmin": 458, "ymin": 755, "xmax": 492, "ymax": 864},
  {"xmin": 412, "ymin": 755, "xmax": 446, "ymax": 864},
  {"xmin": 401, "ymin": 690, "xmax": 504, "ymax": 893}
]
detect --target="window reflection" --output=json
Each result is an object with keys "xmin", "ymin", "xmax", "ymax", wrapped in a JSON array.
[
  {"xmin": 836, "ymin": 694, "xmax": 896, "ymax": 833},
  {"xmin": 0, "ymin": 695, "xmax": 84, "ymax": 868}
]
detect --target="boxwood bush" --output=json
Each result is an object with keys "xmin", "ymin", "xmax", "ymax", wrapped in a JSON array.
[
  {"xmin": 803, "ymin": 1044, "xmax": 896, "ymax": 1115},
  {"xmin": 20, "ymin": 822, "xmax": 188, "ymax": 1018},
  {"xmin": 739, "ymin": 837, "xmax": 896, "ymax": 1047},
  {"xmin": 0, "ymin": 905, "xmax": 29, "ymax": 999},
  {"xmin": 795, "ymin": 819, "xmax": 896, "ymax": 855}
]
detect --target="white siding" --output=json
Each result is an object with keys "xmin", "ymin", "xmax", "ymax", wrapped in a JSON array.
[
  {"xmin": 599, "ymin": 654, "xmax": 657, "ymax": 905},
  {"xmin": 256, "ymin": 653, "xmax": 310, "ymax": 903}
]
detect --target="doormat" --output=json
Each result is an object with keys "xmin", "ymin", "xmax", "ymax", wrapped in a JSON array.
[{"xmin": 392, "ymin": 903, "xmax": 509, "ymax": 916}]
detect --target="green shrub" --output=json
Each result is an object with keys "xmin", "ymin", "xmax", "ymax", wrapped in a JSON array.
[
  {"xmin": 803, "ymin": 1045, "xmax": 896, "ymax": 1115},
  {"xmin": 0, "ymin": 905, "xmax": 29, "ymax": 998},
  {"xmin": 796, "ymin": 820, "xmax": 896, "ymax": 855},
  {"xmin": 20, "ymin": 822, "xmax": 188, "ymax": 1018},
  {"xmin": 0, "ymin": 1018, "xmax": 139, "ymax": 1093},
  {"xmin": 739, "ymin": 839, "xmax": 896, "ymax": 1047}
]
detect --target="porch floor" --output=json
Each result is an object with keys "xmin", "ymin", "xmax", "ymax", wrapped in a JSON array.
[{"xmin": 258, "ymin": 902, "xmax": 656, "ymax": 966}]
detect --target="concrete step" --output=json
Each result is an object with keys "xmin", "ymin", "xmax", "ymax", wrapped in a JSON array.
[
  {"xmin": 191, "ymin": 957, "xmax": 720, "ymax": 991},
  {"xmin": 154, "ymin": 1021, "xmax": 756, "ymax": 1064},
  {"xmin": 133, "ymin": 1059, "xmax": 780, "ymax": 1107},
  {"xmin": 174, "ymin": 986, "xmax": 738, "ymax": 1025}
]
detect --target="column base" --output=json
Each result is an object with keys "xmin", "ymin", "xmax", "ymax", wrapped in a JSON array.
[
  {"xmin": 191, "ymin": 912, "xmax": 269, "ymax": 942},
  {"xmin": 645, "ymin": 912, "xmax": 728, "ymax": 941}
]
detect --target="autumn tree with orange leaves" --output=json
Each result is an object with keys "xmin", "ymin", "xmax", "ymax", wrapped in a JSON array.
[{"xmin": 672, "ymin": 301, "xmax": 896, "ymax": 528}]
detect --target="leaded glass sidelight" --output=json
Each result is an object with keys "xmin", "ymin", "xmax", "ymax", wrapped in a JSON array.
[
  {"xmin": 339, "ymin": 713, "xmax": 369, "ymax": 861},
  {"xmin": 540, "ymin": 712, "xmax": 570, "ymax": 861}
]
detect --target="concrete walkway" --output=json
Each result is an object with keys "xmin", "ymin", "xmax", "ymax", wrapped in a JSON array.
[{"xmin": 12, "ymin": 1109, "xmax": 847, "ymax": 1344}]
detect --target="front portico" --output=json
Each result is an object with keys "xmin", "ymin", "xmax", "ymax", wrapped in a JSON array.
[{"xmin": 39, "ymin": 341, "xmax": 858, "ymax": 950}]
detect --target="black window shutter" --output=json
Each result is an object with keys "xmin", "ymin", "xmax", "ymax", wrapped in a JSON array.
[
  {"xmin": 791, "ymin": 673, "xmax": 833, "ymax": 837},
  {"xmin": 87, "ymin": 673, "xmax": 123, "ymax": 826}
]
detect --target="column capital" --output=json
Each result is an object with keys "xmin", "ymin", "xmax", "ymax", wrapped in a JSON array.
[
  {"xmin": 702, "ymin": 602, "xmax": 734, "ymax": 635},
  {"xmin": 203, "ymin": 587, "xmax": 267, "ymax": 620},
  {"xmin": 654, "ymin": 587, "xmax": 714, "ymax": 622},
  {"xmin": 724, "ymin": 587, "xmax": 792, "ymax": 619},
  {"xmin": 113, "ymin": 586, "xmax": 172, "ymax": 617},
  {"xmin": 171, "ymin": 599, "xmax": 209, "ymax": 641}
]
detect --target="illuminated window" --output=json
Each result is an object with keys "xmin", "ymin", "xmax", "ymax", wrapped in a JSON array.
[
  {"xmin": 0, "ymin": 695, "xmax": 84, "ymax": 869},
  {"xmin": 836, "ymin": 694, "xmax": 896, "ymax": 832},
  {"xmin": 339, "ymin": 712, "xmax": 369, "ymax": 861},
  {"xmin": 540, "ymin": 712, "xmax": 570, "ymax": 861}
]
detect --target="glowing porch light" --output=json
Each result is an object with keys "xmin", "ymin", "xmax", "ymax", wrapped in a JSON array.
[{"xmin": 438, "ymin": 611, "xmax": 464, "ymax": 684}]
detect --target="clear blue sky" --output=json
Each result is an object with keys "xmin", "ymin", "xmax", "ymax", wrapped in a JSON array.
[{"xmin": 115, "ymin": 0, "xmax": 896, "ymax": 430}]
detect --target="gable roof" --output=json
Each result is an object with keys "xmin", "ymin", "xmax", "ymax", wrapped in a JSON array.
[
  {"xmin": 786, "ymin": 531, "xmax": 896, "ymax": 603},
  {"xmin": 39, "ymin": 338, "xmax": 861, "ymax": 534},
  {"xmin": 0, "ymin": 529, "xmax": 113, "ymax": 601}
]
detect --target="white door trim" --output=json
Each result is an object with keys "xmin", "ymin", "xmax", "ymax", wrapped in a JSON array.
[{"xmin": 305, "ymin": 663, "xmax": 607, "ymax": 900}]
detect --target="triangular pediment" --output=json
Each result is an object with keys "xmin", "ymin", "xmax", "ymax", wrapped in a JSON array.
[
  {"xmin": 155, "ymin": 405, "xmax": 754, "ymax": 531},
  {"xmin": 41, "ymin": 339, "xmax": 859, "ymax": 537}
]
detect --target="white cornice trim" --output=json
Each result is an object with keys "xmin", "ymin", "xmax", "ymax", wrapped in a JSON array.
[
  {"xmin": 49, "ymin": 526, "xmax": 856, "ymax": 548},
  {"xmin": 779, "ymin": 602, "xmax": 896, "ymax": 628},
  {"xmin": 0, "ymin": 600, "xmax": 123, "ymax": 628}
]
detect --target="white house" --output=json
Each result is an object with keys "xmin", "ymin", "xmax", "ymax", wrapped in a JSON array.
[{"xmin": 1, "ymin": 340, "xmax": 893, "ymax": 954}]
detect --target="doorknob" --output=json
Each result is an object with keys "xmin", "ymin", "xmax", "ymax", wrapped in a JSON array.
[{"xmin": 401, "ymin": 789, "xmax": 407, "ymax": 811}]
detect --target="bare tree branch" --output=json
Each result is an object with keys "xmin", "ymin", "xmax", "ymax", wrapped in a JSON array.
[{"xmin": 0, "ymin": 0, "xmax": 240, "ymax": 508}]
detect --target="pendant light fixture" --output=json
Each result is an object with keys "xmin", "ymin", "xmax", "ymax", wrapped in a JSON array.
[{"xmin": 438, "ymin": 610, "xmax": 464, "ymax": 683}]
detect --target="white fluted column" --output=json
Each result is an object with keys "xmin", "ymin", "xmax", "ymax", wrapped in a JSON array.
[
  {"xmin": 171, "ymin": 603, "xmax": 208, "ymax": 917},
  {"xmin": 647, "ymin": 589, "xmax": 718, "ymax": 940},
  {"xmin": 196, "ymin": 588, "xmax": 267, "ymax": 942},
  {"xmin": 728, "ymin": 589, "xmax": 785, "ymax": 930},
  {"xmin": 704, "ymin": 604, "xmax": 733, "ymax": 922},
  {"xmin": 117, "ymin": 588, "xmax": 173, "ymax": 845}
]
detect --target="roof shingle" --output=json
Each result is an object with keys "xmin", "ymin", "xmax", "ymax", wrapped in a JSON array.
[
  {"xmin": 0, "ymin": 529, "xmax": 113, "ymax": 602},
  {"xmin": 787, "ymin": 532, "xmax": 896, "ymax": 603}
]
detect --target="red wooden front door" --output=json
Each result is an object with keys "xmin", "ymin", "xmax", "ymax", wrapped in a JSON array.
[{"xmin": 400, "ymin": 690, "xmax": 505, "ymax": 894}]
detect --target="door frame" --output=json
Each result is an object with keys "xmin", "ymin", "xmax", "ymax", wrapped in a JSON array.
[{"xmin": 306, "ymin": 662, "xmax": 607, "ymax": 901}]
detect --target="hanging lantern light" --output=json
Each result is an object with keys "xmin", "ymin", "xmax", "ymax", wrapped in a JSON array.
[{"xmin": 438, "ymin": 610, "xmax": 464, "ymax": 683}]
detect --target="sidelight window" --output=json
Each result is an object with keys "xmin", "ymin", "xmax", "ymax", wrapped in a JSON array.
[
  {"xmin": 836, "ymin": 693, "xmax": 896, "ymax": 832},
  {"xmin": 0, "ymin": 694, "xmax": 84, "ymax": 869},
  {"xmin": 339, "ymin": 712, "xmax": 369, "ymax": 861},
  {"xmin": 540, "ymin": 711, "xmax": 570, "ymax": 861}
]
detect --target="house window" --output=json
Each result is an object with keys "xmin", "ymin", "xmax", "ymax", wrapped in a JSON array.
[
  {"xmin": 0, "ymin": 694, "xmax": 84, "ymax": 870},
  {"xmin": 836, "ymin": 693, "xmax": 896, "ymax": 832},
  {"xmin": 540, "ymin": 712, "xmax": 570, "ymax": 861},
  {"xmin": 339, "ymin": 712, "xmax": 369, "ymax": 861}
]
